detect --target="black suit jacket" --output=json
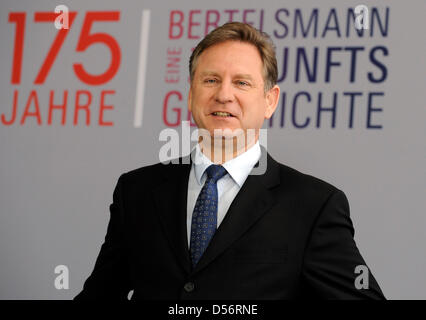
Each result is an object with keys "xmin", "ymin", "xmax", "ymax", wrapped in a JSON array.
[{"xmin": 75, "ymin": 152, "xmax": 385, "ymax": 300}]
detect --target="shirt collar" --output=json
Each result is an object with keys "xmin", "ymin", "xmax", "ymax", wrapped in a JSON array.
[{"xmin": 193, "ymin": 141, "xmax": 261, "ymax": 188}]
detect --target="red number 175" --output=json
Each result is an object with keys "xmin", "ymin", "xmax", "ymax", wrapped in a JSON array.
[{"xmin": 8, "ymin": 11, "xmax": 121, "ymax": 86}]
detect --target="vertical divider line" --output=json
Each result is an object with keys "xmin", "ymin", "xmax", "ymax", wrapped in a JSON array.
[{"xmin": 134, "ymin": 10, "xmax": 151, "ymax": 128}]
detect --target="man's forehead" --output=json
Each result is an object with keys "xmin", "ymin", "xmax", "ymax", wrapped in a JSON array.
[{"xmin": 196, "ymin": 45, "xmax": 262, "ymax": 75}]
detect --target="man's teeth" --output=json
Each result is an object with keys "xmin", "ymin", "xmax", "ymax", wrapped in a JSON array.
[{"xmin": 213, "ymin": 112, "xmax": 232, "ymax": 117}]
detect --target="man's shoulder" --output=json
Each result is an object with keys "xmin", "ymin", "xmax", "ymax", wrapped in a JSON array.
[
  {"xmin": 118, "ymin": 157, "xmax": 190, "ymax": 186},
  {"xmin": 268, "ymin": 155, "xmax": 348, "ymax": 217},
  {"xmin": 269, "ymin": 153, "xmax": 340, "ymax": 197}
]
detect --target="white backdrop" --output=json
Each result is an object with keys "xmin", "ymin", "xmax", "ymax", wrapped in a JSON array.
[{"xmin": 0, "ymin": 0, "xmax": 425, "ymax": 299}]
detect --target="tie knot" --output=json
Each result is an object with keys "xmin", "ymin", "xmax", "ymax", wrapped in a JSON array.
[{"xmin": 205, "ymin": 165, "xmax": 227, "ymax": 183}]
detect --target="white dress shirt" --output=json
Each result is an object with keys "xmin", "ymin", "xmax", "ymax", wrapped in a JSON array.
[{"xmin": 186, "ymin": 141, "xmax": 261, "ymax": 246}]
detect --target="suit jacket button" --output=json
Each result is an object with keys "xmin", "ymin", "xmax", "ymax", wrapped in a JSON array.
[{"xmin": 184, "ymin": 282, "xmax": 195, "ymax": 293}]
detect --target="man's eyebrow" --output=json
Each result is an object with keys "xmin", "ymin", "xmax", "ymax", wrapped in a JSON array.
[
  {"xmin": 234, "ymin": 73, "xmax": 254, "ymax": 80},
  {"xmin": 199, "ymin": 71, "xmax": 220, "ymax": 77},
  {"xmin": 199, "ymin": 71, "xmax": 254, "ymax": 80}
]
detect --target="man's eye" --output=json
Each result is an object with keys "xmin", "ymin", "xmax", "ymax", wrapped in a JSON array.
[
  {"xmin": 236, "ymin": 80, "xmax": 249, "ymax": 86},
  {"xmin": 204, "ymin": 79, "xmax": 217, "ymax": 84}
]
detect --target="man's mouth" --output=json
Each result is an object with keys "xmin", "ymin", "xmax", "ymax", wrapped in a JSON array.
[{"xmin": 212, "ymin": 111, "xmax": 234, "ymax": 117}]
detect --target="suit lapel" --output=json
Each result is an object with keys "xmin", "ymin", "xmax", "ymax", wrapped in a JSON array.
[
  {"xmin": 191, "ymin": 152, "xmax": 281, "ymax": 275},
  {"xmin": 152, "ymin": 152, "xmax": 281, "ymax": 276},
  {"xmin": 153, "ymin": 157, "xmax": 192, "ymax": 275}
]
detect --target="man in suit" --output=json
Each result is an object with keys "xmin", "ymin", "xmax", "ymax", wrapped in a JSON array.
[{"xmin": 75, "ymin": 22, "xmax": 385, "ymax": 300}]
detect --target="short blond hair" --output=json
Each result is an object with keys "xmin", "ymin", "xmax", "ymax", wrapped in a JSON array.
[{"xmin": 189, "ymin": 22, "xmax": 278, "ymax": 92}]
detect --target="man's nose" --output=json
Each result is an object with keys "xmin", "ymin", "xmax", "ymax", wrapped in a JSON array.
[{"xmin": 215, "ymin": 81, "xmax": 235, "ymax": 104}]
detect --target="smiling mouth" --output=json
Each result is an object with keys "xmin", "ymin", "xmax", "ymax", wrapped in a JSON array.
[{"xmin": 212, "ymin": 111, "xmax": 234, "ymax": 117}]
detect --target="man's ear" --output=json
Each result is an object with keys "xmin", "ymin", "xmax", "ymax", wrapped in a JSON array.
[
  {"xmin": 264, "ymin": 85, "xmax": 280, "ymax": 119},
  {"xmin": 188, "ymin": 87, "xmax": 193, "ymax": 112}
]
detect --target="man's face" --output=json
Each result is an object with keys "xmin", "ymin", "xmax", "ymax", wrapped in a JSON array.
[{"xmin": 188, "ymin": 41, "xmax": 279, "ymax": 140}]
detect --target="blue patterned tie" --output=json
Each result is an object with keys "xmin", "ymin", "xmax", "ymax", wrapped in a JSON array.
[{"xmin": 190, "ymin": 164, "xmax": 227, "ymax": 268}]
